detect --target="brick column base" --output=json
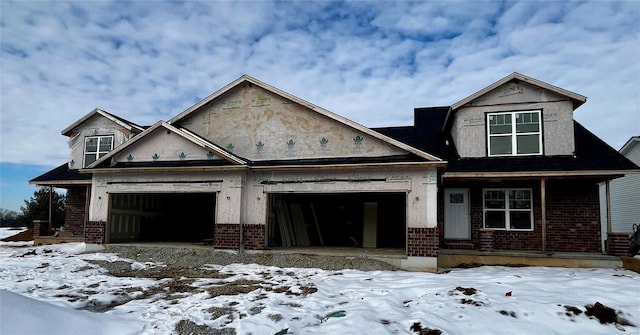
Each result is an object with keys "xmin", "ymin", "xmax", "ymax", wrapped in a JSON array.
[
  {"xmin": 243, "ymin": 224, "xmax": 266, "ymax": 250},
  {"xmin": 214, "ymin": 224, "xmax": 240, "ymax": 249},
  {"xmin": 85, "ymin": 221, "xmax": 106, "ymax": 244},
  {"xmin": 407, "ymin": 227, "xmax": 439, "ymax": 257},
  {"xmin": 214, "ymin": 224, "xmax": 266, "ymax": 250},
  {"xmin": 607, "ymin": 232, "xmax": 631, "ymax": 256},
  {"xmin": 32, "ymin": 220, "xmax": 50, "ymax": 237},
  {"xmin": 479, "ymin": 229, "xmax": 495, "ymax": 252}
]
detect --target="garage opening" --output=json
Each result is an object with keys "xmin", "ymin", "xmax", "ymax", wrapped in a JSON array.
[
  {"xmin": 267, "ymin": 193, "xmax": 405, "ymax": 249},
  {"xmin": 108, "ymin": 193, "xmax": 216, "ymax": 243}
]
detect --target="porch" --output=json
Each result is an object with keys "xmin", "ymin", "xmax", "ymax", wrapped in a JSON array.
[{"xmin": 438, "ymin": 248, "xmax": 622, "ymax": 269}]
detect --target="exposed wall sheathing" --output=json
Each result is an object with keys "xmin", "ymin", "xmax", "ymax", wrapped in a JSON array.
[
  {"xmin": 111, "ymin": 128, "xmax": 224, "ymax": 163},
  {"xmin": 451, "ymin": 81, "xmax": 576, "ymax": 158},
  {"xmin": 67, "ymin": 114, "xmax": 132, "ymax": 169},
  {"xmin": 176, "ymin": 84, "xmax": 407, "ymax": 160}
]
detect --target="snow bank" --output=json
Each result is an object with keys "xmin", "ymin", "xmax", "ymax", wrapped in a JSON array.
[{"xmin": 0, "ymin": 290, "xmax": 145, "ymax": 335}]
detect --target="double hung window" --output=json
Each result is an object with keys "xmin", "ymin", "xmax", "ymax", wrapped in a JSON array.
[
  {"xmin": 84, "ymin": 136, "xmax": 113, "ymax": 167},
  {"xmin": 488, "ymin": 110, "xmax": 542, "ymax": 156},
  {"xmin": 483, "ymin": 189, "xmax": 533, "ymax": 230}
]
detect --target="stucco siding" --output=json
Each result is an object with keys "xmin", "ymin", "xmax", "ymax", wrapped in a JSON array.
[
  {"xmin": 176, "ymin": 84, "xmax": 407, "ymax": 160},
  {"xmin": 89, "ymin": 167, "xmax": 439, "ymax": 241},
  {"xmin": 247, "ymin": 167, "xmax": 438, "ymax": 229},
  {"xmin": 451, "ymin": 81, "xmax": 575, "ymax": 158},
  {"xmin": 89, "ymin": 171, "xmax": 240, "ymax": 225},
  {"xmin": 111, "ymin": 127, "xmax": 223, "ymax": 163},
  {"xmin": 67, "ymin": 114, "xmax": 133, "ymax": 169}
]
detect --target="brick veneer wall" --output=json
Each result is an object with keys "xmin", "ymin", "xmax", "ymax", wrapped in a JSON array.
[
  {"xmin": 32, "ymin": 220, "xmax": 50, "ymax": 237},
  {"xmin": 243, "ymin": 224, "xmax": 266, "ymax": 250},
  {"xmin": 214, "ymin": 224, "xmax": 239, "ymax": 249},
  {"xmin": 443, "ymin": 179, "xmax": 601, "ymax": 253},
  {"xmin": 407, "ymin": 227, "xmax": 439, "ymax": 257},
  {"xmin": 606, "ymin": 232, "xmax": 630, "ymax": 256},
  {"xmin": 214, "ymin": 223, "xmax": 265, "ymax": 250},
  {"xmin": 466, "ymin": 181, "xmax": 542, "ymax": 252},
  {"xmin": 546, "ymin": 180, "xmax": 601, "ymax": 253},
  {"xmin": 64, "ymin": 186, "xmax": 87, "ymax": 237},
  {"xmin": 479, "ymin": 229, "xmax": 495, "ymax": 252},
  {"xmin": 85, "ymin": 221, "xmax": 106, "ymax": 244}
]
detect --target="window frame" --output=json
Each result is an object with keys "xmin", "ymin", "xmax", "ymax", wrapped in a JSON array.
[
  {"xmin": 84, "ymin": 135, "xmax": 114, "ymax": 167},
  {"xmin": 482, "ymin": 188, "xmax": 534, "ymax": 231},
  {"xmin": 487, "ymin": 110, "xmax": 543, "ymax": 157}
]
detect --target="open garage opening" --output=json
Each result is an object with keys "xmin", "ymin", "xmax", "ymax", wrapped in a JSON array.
[
  {"xmin": 267, "ymin": 192, "xmax": 406, "ymax": 249},
  {"xmin": 107, "ymin": 193, "xmax": 216, "ymax": 243}
]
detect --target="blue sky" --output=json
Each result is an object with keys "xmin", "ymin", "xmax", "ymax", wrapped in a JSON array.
[{"xmin": 1, "ymin": 1, "xmax": 639, "ymax": 212}]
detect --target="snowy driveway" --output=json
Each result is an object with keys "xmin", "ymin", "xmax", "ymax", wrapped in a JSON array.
[{"xmin": 0, "ymin": 238, "xmax": 638, "ymax": 334}]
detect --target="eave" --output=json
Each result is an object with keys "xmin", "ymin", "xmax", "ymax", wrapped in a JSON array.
[
  {"xmin": 62, "ymin": 108, "xmax": 144, "ymax": 136},
  {"xmin": 619, "ymin": 136, "xmax": 640, "ymax": 155},
  {"xmin": 442, "ymin": 169, "xmax": 640, "ymax": 180},
  {"xmin": 85, "ymin": 121, "xmax": 247, "ymax": 169},
  {"xmin": 29, "ymin": 179, "xmax": 92, "ymax": 186}
]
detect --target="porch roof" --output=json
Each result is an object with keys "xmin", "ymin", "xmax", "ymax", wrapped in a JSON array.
[{"xmin": 29, "ymin": 163, "xmax": 91, "ymax": 187}]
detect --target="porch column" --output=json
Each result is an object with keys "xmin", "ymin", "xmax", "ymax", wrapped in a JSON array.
[
  {"xmin": 605, "ymin": 180, "xmax": 612, "ymax": 234},
  {"xmin": 540, "ymin": 178, "xmax": 547, "ymax": 253},
  {"xmin": 48, "ymin": 186, "xmax": 53, "ymax": 230}
]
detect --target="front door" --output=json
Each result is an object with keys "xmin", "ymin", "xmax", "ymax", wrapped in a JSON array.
[{"xmin": 444, "ymin": 188, "xmax": 470, "ymax": 239}]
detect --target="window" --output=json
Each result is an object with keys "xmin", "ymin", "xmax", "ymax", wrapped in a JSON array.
[
  {"xmin": 84, "ymin": 136, "xmax": 113, "ymax": 167},
  {"xmin": 483, "ymin": 189, "xmax": 533, "ymax": 230},
  {"xmin": 488, "ymin": 110, "xmax": 542, "ymax": 156}
]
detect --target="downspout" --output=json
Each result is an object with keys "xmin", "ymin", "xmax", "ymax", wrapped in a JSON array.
[
  {"xmin": 605, "ymin": 180, "xmax": 612, "ymax": 253},
  {"xmin": 239, "ymin": 220, "xmax": 244, "ymax": 254},
  {"xmin": 238, "ymin": 173, "xmax": 246, "ymax": 254},
  {"xmin": 540, "ymin": 178, "xmax": 547, "ymax": 254}
]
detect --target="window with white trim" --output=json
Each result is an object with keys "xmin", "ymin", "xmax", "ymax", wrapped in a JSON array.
[
  {"xmin": 84, "ymin": 136, "xmax": 113, "ymax": 167},
  {"xmin": 483, "ymin": 189, "xmax": 533, "ymax": 230},
  {"xmin": 487, "ymin": 110, "xmax": 542, "ymax": 156}
]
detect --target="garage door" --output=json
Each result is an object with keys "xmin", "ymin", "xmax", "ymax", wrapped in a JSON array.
[
  {"xmin": 108, "ymin": 193, "xmax": 216, "ymax": 243},
  {"xmin": 268, "ymin": 193, "xmax": 405, "ymax": 249}
]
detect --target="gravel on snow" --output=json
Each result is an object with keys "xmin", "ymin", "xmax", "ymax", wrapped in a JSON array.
[{"xmin": 95, "ymin": 245, "xmax": 399, "ymax": 274}]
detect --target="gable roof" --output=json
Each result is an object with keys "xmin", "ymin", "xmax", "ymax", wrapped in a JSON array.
[
  {"xmin": 620, "ymin": 136, "xmax": 640, "ymax": 155},
  {"xmin": 86, "ymin": 121, "xmax": 246, "ymax": 169},
  {"xmin": 444, "ymin": 72, "xmax": 587, "ymax": 131},
  {"xmin": 169, "ymin": 74, "xmax": 443, "ymax": 162},
  {"xmin": 62, "ymin": 108, "xmax": 146, "ymax": 136}
]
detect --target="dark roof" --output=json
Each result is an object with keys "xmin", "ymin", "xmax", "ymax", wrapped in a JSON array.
[
  {"xmin": 375, "ymin": 107, "xmax": 638, "ymax": 174},
  {"xmin": 249, "ymin": 154, "xmax": 424, "ymax": 167},
  {"xmin": 374, "ymin": 106, "xmax": 456, "ymax": 159},
  {"xmin": 445, "ymin": 121, "xmax": 639, "ymax": 173},
  {"xmin": 30, "ymin": 163, "xmax": 91, "ymax": 184},
  {"xmin": 107, "ymin": 154, "xmax": 426, "ymax": 169}
]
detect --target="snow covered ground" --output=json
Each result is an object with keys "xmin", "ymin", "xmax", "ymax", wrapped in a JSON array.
[{"xmin": 0, "ymin": 228, "xmax": 639, "ymax": 335}]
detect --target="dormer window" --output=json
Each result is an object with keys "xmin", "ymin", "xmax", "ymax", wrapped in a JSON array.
[
  {"xmin": 84, "ymin": 136, "xmax": 113, "ymax": 167},
  {"xmin": 488, "ymin": 110, "xmax": 542, "ymax": 156}
]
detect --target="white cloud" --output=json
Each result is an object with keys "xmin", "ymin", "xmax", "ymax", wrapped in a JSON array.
[{"xmin": 1, "ymin": 0, "xmax": 638, "ymax": 167}]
